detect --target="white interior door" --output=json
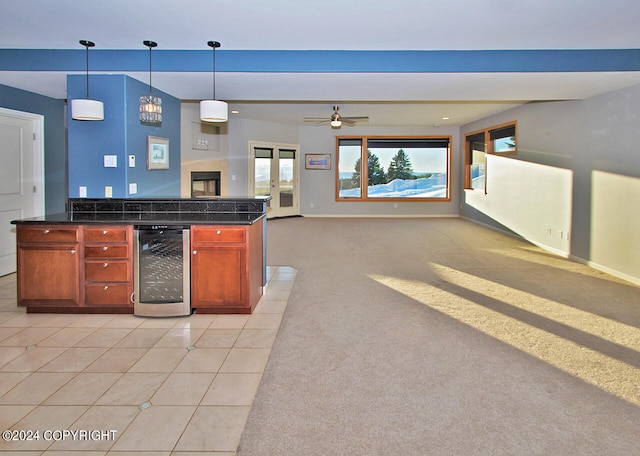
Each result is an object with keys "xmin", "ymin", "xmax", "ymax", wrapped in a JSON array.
[
  {"xmin": 0, "ymin": 108, "xmax": 44, "ymax": 276},
  {"xmin": 250, "ymin": 142, "xmax": 299, "ymax": 218}
]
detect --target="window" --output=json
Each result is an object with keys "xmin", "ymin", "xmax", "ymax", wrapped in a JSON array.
[
  {"xmin": 465, "ymin": 132, "xmax": 486, "ymax": 191},
  {"xmin": 337, "ymin": 136, "xmax": 451, "ymax": 201},
  {"xmin": 489, "ymin": 123, "xmax": 517, "ymax": 154},
  {"xmin": 464, "ymin": 121, "xmax": 517, "ymax": 191}
]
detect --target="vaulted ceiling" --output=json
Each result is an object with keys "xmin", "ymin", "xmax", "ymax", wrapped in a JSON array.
[{"xmin": 2, "ymin": 0, "xmax": 640, "ymax": 126}]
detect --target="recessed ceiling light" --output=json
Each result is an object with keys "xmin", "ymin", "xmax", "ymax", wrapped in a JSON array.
[{"xmin": 442, "ymin": 116, "xmax": 450, "ymax": 120}]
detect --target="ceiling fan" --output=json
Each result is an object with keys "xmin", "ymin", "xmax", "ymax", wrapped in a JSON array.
[{"xmin": 304, "ymin": 105, "xmax": 369, "ymax": 128}]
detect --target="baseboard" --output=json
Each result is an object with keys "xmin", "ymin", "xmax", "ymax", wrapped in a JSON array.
[
  {"xmin": 569, "ymin": 255, "xmax": 640, "ymax": 287},
  {"xmin": 301, "ymin": 213, "xmax": 460, "ymax": 219}
]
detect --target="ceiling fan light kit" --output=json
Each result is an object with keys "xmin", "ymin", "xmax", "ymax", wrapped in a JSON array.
[
  {"xmin": 71, "ymin": 40, "xmax": 104, "ymax": 121},
  {"xmin": 304, "ymin": 105, "xmax": 368, "ymax": 128},
  {"xmin": 200, "ymin": 40, "xmax": 228, "ymax": 122}
]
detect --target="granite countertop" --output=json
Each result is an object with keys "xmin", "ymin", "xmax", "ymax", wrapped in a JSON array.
[
  {"xmin": 12, "ymin": 197, "xmax": 269, "ymax": 226},
  {"xmin": 12, "ymin": 211, "xmax": 265, "ymax": 226}
]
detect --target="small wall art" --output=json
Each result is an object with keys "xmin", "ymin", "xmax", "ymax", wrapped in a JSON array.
[
  {"xmin": 147, "ymin": 135, "xmax": 169, "ymax": 170},
  {"xmin": 305, "ymin": 153, "xmax": 331, "ymax": 170}
]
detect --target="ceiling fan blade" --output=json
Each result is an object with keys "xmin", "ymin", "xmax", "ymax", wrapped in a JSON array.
[
  {"xmin": 304, "ymin": 117, "xmax": 329, "ymax": 122},
  {"xmin": 341, "ymin": 118, "xmax": 357, "ymax": 126},
  {"xmin": 342, "ymin": 116, "xmax": 369, "ymax": 121}
]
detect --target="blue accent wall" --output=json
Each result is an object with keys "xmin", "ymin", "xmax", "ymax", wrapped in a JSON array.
[
  {"xmin": 125, "ymin": 76, "xmax": 181, "ymax": 197},
  {"xmin": 0, "ymin": 83, "xmax": 66, "ymax": 214},
  {"xmin": 67, "ymin": 74, "xmax": 180, "ymax": 198}
]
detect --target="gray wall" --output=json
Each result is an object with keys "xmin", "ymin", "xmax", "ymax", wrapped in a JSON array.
[
  {"xmin": 461, "ymin": 83, "xmax": 640, "ymax": 285},
  {"xmin": 227, "ymin": 118, "xmax": 300, "ymax": 196}
]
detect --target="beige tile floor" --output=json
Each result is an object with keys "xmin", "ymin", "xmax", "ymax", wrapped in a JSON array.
[{"xmin": 0, "ymin": 266, "xmax": 296, "ymax": 455}]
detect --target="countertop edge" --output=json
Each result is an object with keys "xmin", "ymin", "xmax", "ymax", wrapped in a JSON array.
[{"xmin": 11, "ymin": 212, "xmax": 267, "ymax": 226}]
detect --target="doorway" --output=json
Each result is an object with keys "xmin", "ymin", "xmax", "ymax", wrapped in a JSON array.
[
  {"xmin": 249, "ymin": 141, "xmax": 300, "ymax": 218},
  {"xmin": 0, "ymin": 107, "xmax": 45, "ymax": 276}
]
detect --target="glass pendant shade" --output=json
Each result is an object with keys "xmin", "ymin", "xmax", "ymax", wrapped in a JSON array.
[
  {"xmin": 71, "ymin": 40, "xmax": 104, "ymax": 121},
  {"xmin": 140, "ymin": 95, "xmax": 162, "ymax": 123},
  {"xmin": 200, "ymin": 99, "xmax": 228, "ymax": 122},
  {"xmin": 71, "ymin": 98, "xmax": 104, "ymax": 121},
  {"xmin": 140, "ymin": 40, "xmax": 162, "ymax": 124}
]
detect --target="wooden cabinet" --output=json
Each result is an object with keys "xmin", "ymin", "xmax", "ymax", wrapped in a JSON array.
[
  {"xmin": 190, "ymin": 220, "xmax": 264, "ymax": 314},
  {"xmin": 16, "ymin": 225, "xmax": 81, "ymax": 311},
  {"xmin": 14, "ymin": 218, "xmax": 263, "ymax": 315},
  {"xmin": 83, "ymin": 226, "xmax": 133, "ymax": 312}
]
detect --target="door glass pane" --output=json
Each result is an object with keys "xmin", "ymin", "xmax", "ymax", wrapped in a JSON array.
[
  {"xmin": 279, "ymin": 149, "xmax": 294, "ymax": 208},
  {"xmin": 255, "ymin": 158, "xmax": 271, "ymax": 197}
]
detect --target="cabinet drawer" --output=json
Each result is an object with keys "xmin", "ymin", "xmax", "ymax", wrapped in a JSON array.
[
  {"xmin": 85, "ymin": 261, "xmax": 130, "ymax": 282},
  {"xmin": 192, "ymin": 227, "xmax": 246, "ymax": 244},
  {"xmin": 17, "ymin": 227, "xmax": 79, "ymax": 243},
  {"xmin": 84, "ymin": 227, "xmax": 128, "ymax": 243},
  {"xmin": 85, "ymin": 283, "xmax": 132, "ymax": 306},
  {"xmin": 85, "ymin": 245, "xmax": 129, "ymax": 259}
]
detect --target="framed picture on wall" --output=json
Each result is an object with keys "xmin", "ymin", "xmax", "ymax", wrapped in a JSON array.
[
  {"xmin": 147, "ymin": 135, "xmax": 169, "ymax": 170},
  {"xmin": 305, "ymin": 153, "xmax": 331, "ymax": 170}
]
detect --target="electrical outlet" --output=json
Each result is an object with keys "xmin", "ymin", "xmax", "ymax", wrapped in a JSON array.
[
  {"xmin": 105, "ymin": 186, "xmax": 112, "ymax": 198},
  {"xmin": 129, "ymin": 155, "xmax": 136, "ymax": 167}
]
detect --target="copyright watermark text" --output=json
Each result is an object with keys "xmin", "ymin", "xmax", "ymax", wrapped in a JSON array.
[{"xmin": 3, "ymin": 429, "xmax": 117, "ymax": 442}]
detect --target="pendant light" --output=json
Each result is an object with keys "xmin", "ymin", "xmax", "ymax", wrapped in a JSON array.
[
  {"xmin": 200, "ymin": 40, "xmax": 228, "ymax": 122},
  {"xmin": 71, "ymin": 40, "xmax": 104, "ymax": 121},
  {"xmin": 140, "ymin": 40, "xmax": 162, "ymax": 124}
]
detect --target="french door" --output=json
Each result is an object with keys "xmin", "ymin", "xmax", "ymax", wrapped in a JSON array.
[{"xmin": 249, "ymin": 141, "xmax": 299, "ymax": 218}]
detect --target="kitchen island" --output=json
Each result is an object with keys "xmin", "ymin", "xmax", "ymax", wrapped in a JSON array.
[{"xmin": 11, "ymin": 197, "xmax": 269, "ymax": 315}]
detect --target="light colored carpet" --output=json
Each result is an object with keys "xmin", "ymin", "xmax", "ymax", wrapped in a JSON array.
[{"xmin": 238, "ymin": 217, "xmax": 640, "ymax": 455}]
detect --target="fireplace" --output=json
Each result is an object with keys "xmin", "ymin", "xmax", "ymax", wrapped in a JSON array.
[{"xmin": 191, "ymin": 171, "xmax": 220, "ymax": 198}]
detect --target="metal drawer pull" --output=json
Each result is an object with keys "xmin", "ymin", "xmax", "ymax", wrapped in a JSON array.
[
  {"xmin": 102, "ymin": 230, "xmax": 108, "ymax": 235},
  {"xmin": 103, "ymin": 285, "xmax": 109, "ymax": 291},
  {"xmin": 70, "ymin": 249, "xmax": 76, "ymax": 255},
  {"xmin": 103, "ymin": 263, "xmax": 109, "ymax": 268},
  {"xmin": 192, "ymin": 250, "xmax": 197, "ymax": 255},
  {"xmin": 217, "ymin": 230, "xmax": 221, "ymax": 234},
  {"xmin": 102, "ymin": 246, "xmax": 108, "ymax": 251},
  {"xmin": 43, "ymin": 229, "xmax": 50, "ymax": 234}
]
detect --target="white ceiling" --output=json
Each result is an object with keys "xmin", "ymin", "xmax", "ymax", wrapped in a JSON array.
[{"xmin": 1, "ymin": 0, "xmax": 640, "ymax": 127}]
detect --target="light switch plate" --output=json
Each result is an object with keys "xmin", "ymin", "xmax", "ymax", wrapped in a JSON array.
[
  {"xmin": 79, "ymin": 186, "xmax": 87, "ymax": 197},
  {"xmin": 104, "ymin": 155, "xmax": 117, "ymax": 168},
  {"xmin": 129, "ymin": 183, "xmax": 137, "ymax": 194},
  {"xmin": 129, "ymin": 155, "xmax": 136, "ymax": 167},
  {"xmin": 105, "ymin": 186, "xmax": 113, "ymax": 197}
]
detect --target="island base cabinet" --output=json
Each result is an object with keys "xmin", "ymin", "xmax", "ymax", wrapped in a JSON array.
[
  {"xmin": 190, "ymin": 221, "xmax": 264, "ymax": 314},
  {"xmin": 16, "ymin": 226, "xmax": 81, "ymax": 311}
]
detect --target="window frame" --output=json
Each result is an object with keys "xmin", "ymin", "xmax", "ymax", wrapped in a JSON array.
[{"xmin": 335, "ymin": 135, "xmax": 452, "ymax": 202}]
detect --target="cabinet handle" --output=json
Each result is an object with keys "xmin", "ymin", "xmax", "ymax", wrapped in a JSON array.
[
  {"xmin": 217, "ymin": 230, "xmax": 221, "ymax": 235},
  {"xmin": 192, "ymin": 250, "xmax": 197, "ymax": 255},
  {"xmin": 130, "ymin": 292, "xmax": 135, "ymax": 304},
  {"xmin": 70, "ymin": 249, "xmax": 76, "ymax": 255},
  {"xmin": 102, "ymin": 230, "xmax": 108, "ymax": 235},
  {"xmin": 103, "ymin": 285, "xmax": 109, "ymax": 291},
  {"xmin": 102, "ymin": 246, "xmax": 109, "ymax": 251},
  {"xmin": 102, "ymin": 263, "xmax": 109, "ymax": 268},
  {"xmin": 42, "ymin": 229, "xmax": 50, "ymax": 234}
]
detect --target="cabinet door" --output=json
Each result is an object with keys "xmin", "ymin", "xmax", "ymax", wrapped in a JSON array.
[
  {"xmin": 191, "ymin": 245, "xmax": 246, "ymax": 308},
  {"xmin": 17, "ymin": 245, "xmax": 80, "ymax": 305}
]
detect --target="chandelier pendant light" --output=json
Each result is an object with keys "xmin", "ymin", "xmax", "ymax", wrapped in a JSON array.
[
  {"xmin": 71, "ymin": 40, "xmax": 104, "ymax": 121},
  {"xmin": 200, "ymin": 40, "xmax": 228, "ymax": 122},
  {"xmin": 140, "ymin": 40, "xmax": 162, "ymax": 124}
]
